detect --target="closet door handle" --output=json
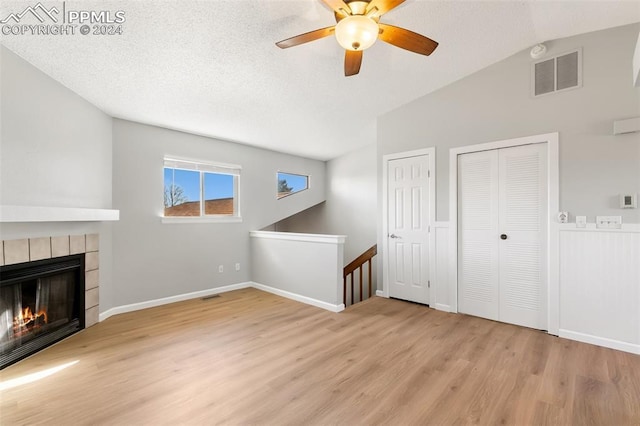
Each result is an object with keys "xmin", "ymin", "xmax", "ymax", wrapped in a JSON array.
[{"xmin": 500, "ymin": 234, "xmax": 508, "ymax": 240}]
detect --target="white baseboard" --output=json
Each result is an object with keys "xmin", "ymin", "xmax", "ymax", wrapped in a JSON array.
[
  {"xmin": 434, "ymin": 303, "xmax": 451, "ymax": 312},
  {"xmin": 251, "ymin": 282, "xmax": 344, "ymax": 312},
  {"xmin": 376, "ymin": 290, "xmax": 386, "ymax": 298},
  {"xmin": 98, "ymin": 282, "xmax": 252, "ymax": 322},
  {"xmin": 99, "ymin": 281, "xmax": 344, "ymax": 321},
  {"xmin": 559, "ymin": 329, "xmax": 640, "ymax": 355}
]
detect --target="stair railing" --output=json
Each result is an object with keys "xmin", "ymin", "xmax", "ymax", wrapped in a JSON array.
[{"xmin": 343, "ymin": 245, "xmax": 377, "ymax": 307}]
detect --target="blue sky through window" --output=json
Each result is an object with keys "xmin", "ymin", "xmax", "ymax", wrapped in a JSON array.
[
  {"xmin": 280, "ymin": 173, "xmax": 308, "ymax": 192},
  {"xmin": 164, "ymin": 168, "xmax": 234, "ymax": 202},
  {"xmin": 204, "ymin": 173, "xmax": 234, "ymax": 200},
  {"xmin": 278, "ymin": 172, "xmax": 309, "ymax": 198},
  {"xmin": 164, "ymin": 168, "xmax": 198, "ymax": 202}
]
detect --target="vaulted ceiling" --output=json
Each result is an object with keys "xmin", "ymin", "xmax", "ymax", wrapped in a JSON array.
[{"xmin": 2, "ymin": 1, "xmax": 638, "ymax": 160}]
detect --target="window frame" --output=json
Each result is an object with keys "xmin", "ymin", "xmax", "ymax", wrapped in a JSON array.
[
  {"xmin": 276, "ymin": 171, "xmax": 310, "ymax": 200},
  {"xmin": 162, "ymin": 157, "xmax": 242, "ymax": 224}
]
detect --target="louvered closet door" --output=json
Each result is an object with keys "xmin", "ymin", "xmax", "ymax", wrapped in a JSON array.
[
  {"xmin": 458, "ymin": 150, "xmax": 500, "ymax": 321},
  {"xmin": 458, "ymin": 144, "xmax": 547, "ymax": 330},
  {"xmin": 498, "ymin": 144, "xmax": 547, "ymax": 329}
]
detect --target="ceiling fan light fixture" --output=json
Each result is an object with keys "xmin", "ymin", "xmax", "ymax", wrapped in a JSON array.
[
  {"xmin": 275, "ymin": 0, "xmax": 439, "ymax": 76},
  {"xmin": 335, "ymin": 15, "xmax": 379, "ymax": 51}
]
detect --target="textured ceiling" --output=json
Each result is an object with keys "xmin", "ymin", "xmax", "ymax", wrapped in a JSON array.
[{"xmin": 1, "ymin": 1, "xmax": 639, "ymax": 160}]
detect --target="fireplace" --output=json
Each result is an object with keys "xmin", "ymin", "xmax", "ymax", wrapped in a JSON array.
[{"xmin": 0, "ymin": 255, "xmax": 85, "ymax": 369}]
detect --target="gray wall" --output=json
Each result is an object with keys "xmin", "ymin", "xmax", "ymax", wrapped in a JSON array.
[
  {"xmin": 378, "ymin": 23, "xmax": 640, "ymax": 224},
  {"xmin": 1, "ymin": 45, "xmax": 328, "ymax": 312},
  {"xmin": 0, "ymin": 47, "xmax": 112, "ymax": 209},
  {"xmin": 275, "ymin": 143, "xmax": 377, "ymax": 264},
  {"xmin": 0, "ymin": 46, "xmax": 115, "ymax": 312},
  {"xmin": 251, "ymin": 234, "xmax": 343, "ymax": 307},
  {"xmin": 111, "ymin": 119, "xmax": 326, "ymax": 306}
]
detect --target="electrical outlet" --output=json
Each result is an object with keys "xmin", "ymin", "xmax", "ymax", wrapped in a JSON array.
[
  {"xmin": 218, "ymin": 265, "xmax": 224, "ymax": 273},
  {"xmin": 235, "ymin": 263, "xmax": 240, "ymax": 271},
  {"xmin": 596, "ymin": 216, "xmax": 622, "ymax": 229}
]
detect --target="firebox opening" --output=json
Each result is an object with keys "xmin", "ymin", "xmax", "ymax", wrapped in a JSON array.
[{"xmin": 1, "ymin": 255, "xmax": 85, "ymax": 369}]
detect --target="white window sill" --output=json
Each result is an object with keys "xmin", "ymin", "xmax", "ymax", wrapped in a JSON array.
[{"xmin": 161, "ymin": 216, "xmax": 243, "ymax": 224}]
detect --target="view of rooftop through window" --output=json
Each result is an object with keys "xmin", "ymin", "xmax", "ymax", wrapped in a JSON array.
[{"xmin": 163, "ymin": 159, "xmax": 239, "ymax": 217}]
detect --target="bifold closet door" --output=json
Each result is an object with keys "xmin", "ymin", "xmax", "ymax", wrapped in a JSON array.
[
  {"xmin": 458, "ymin": 150, "xmax": 500, "ymax": 321},
  {"xmin": 458, "ymin": 143, "xmax": 547, "ymax": 330},
  {"xmin": 497, "ymin": 144, "xmax": 547, "ymax": 329}
]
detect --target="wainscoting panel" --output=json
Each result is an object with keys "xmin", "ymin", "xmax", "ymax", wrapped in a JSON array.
[{"xmin": 559, "ymin": 227, "xmax": 640, "ymax": 353}]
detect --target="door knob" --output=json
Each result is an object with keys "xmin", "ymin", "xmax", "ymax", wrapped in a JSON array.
[
  {"xmin": 500, "ymin": 234, "xmax": 508, "ymax": 240},
  {"xmin": 389, "ymin": 234, "xmax": 402, "ymax": 239}
]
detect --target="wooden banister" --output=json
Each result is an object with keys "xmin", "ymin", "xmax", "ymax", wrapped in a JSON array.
[{"xmin": 343, "ymin": 245, "xmax": 377, "ymax": 307}]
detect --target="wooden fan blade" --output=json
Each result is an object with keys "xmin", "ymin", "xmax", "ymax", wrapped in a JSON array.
[
  {"xmin": 366, "ymin": 0, "xmax": 405, "ymax": 17},
  {"xmin": 378, "ymin": 23, "xmax": 438, "ymax": 56},
  {"xmin": 276, "ymin": 26, "xmax": 336, "ymax": 49},
  {"xmin": 345, "ymin": 50, "xmax": 363, "ymax": 76},
  {"xmin": 321, "ymin": 0, "xmax": 352, "ymax": 15}
]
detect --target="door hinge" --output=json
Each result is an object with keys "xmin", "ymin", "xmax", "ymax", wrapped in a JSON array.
[
  {"xmin": 428, "ymin": 280, "xmax": 431, "ymax": 288},
  {"xmin": 428, "ymin": 225, "xmax": 431, "ymax": 233},
  {"xmin": 428, "ymin": 170, "xmax": 431, "ymax": 178}
]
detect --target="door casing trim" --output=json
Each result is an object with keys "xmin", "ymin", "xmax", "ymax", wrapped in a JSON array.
[
  {"xmin": 381, "ymin": 148, "xmax": 436, "ymax": 306},
  {"xmin": 449, "ymin": 133, "xmax": 559, "ymax": 334}
]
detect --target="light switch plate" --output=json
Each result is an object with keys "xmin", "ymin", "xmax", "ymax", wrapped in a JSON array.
[
  {"xmin": 596, "ymin": 216, "xmax": 622, "ymax": 229},
  {"xmin": 576, "ymin": 216, "xmax": 587, "ymax": 228},
  {"xmin": 620, "ymin": 193, "xmax": 637, "ymax": 209}
]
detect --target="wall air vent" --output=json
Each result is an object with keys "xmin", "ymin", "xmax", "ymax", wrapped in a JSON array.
[{"xmin": 532, "ymin": 49, "xmax": 582, "ymax": 97}]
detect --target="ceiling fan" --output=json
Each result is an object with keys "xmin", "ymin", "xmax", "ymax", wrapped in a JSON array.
[{"xmin": 276, "ymin": 0, "xmax": 439, "ymax": 77}]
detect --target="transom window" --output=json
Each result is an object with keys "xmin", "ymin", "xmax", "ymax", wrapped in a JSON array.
[
  {"xmin": 277, "ymin": 172, "xmax": 309, "ymax": 199},
  {"xmin": 164, "ymin": 157, "xmax": 240, "ymax": 220}
]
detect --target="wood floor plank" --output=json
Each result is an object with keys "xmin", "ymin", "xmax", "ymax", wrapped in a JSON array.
[{"xmin": 1, "ymin": 288, "xmax": 639, "ymax": 425}]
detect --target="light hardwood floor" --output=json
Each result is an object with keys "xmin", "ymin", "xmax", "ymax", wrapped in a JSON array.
[{"xmin": 1, "ymin": 288, "xmax": 639, "ymax": 425}]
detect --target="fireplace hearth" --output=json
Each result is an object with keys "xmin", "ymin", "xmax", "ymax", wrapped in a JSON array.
[{"xmin": 1, "ymin": 255, "xmax": 85, "ymax": 369}]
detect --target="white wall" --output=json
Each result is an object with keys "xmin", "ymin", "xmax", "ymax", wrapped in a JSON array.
[
  {"xmin": 0, "ymin": 47, "xmax": 112, "ymax": 209},
  {"xmin": 275, "ymin": 143, "xmax": 377, "ymax": 265},
  {"xmin": 559, "ymin": 227, "xmax": 639, "ymax": 353},
  {"xmin": 378, "ymin": 23, "xmax": 640, "ymax": 224},
  {"xmin": 250, "ymin": 231, "xmax": 344, "ymax": 310},
  {"xmin": 1, "ymin": 45, "xmax": 329, "ymax": 313},
  {"xmin": 376, "ymin": 24, "xmax": 640, "ymax": 353},
  {"xmin": 0, "ymin": 46, "xmax": 115, "ymax": 312},
  {"xmin": 433, "ymin": 223, "xmax": 450, "ymax": 311},
  {"xmin": 111, "ymin": 119, "xmax": 326, "ymax": 306}
]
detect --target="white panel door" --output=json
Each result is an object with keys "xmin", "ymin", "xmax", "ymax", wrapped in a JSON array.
[
  {"xmin": 457, "ymin": 150, "xmax": 500, "ymax": 321},
  {"xmin": 458, "ymin": 144, "xmax": 547, "ymax": 330},
  {"xmin": 498, "ymin": 144, "xmax": 547, "ymax": 329},
  {"xmin": 388, "ymin": 156, "xmax": 430, "ymax": 304}
]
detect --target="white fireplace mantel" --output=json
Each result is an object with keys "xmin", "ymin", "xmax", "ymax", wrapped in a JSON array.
[{"xmin": 0, "ymin": 205, "xmax": 120, "ymax": 223}]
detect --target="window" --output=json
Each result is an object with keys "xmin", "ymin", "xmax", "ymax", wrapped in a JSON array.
[
  {"xmin": 277, "ymin": 172, "xmax": 309, "ymax": 199},
  {"xmin": 163, "ymin": 157, "xmax": 240, "ymax": 221}
]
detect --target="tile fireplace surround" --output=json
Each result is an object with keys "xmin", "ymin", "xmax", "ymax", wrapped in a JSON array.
[{"xmin": 0, "ymin": 234, "xmax": 100, "ymax": 328}]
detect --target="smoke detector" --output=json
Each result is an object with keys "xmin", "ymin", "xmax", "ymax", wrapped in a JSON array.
[{"xmin": 530, "ymin": 43, "xmax": 547, "ymax": 59}]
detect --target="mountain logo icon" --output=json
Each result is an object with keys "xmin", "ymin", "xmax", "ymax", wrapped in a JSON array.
[{"xmin": 1, "ymin": 2, "xmax": 59, "ymax": 24}]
